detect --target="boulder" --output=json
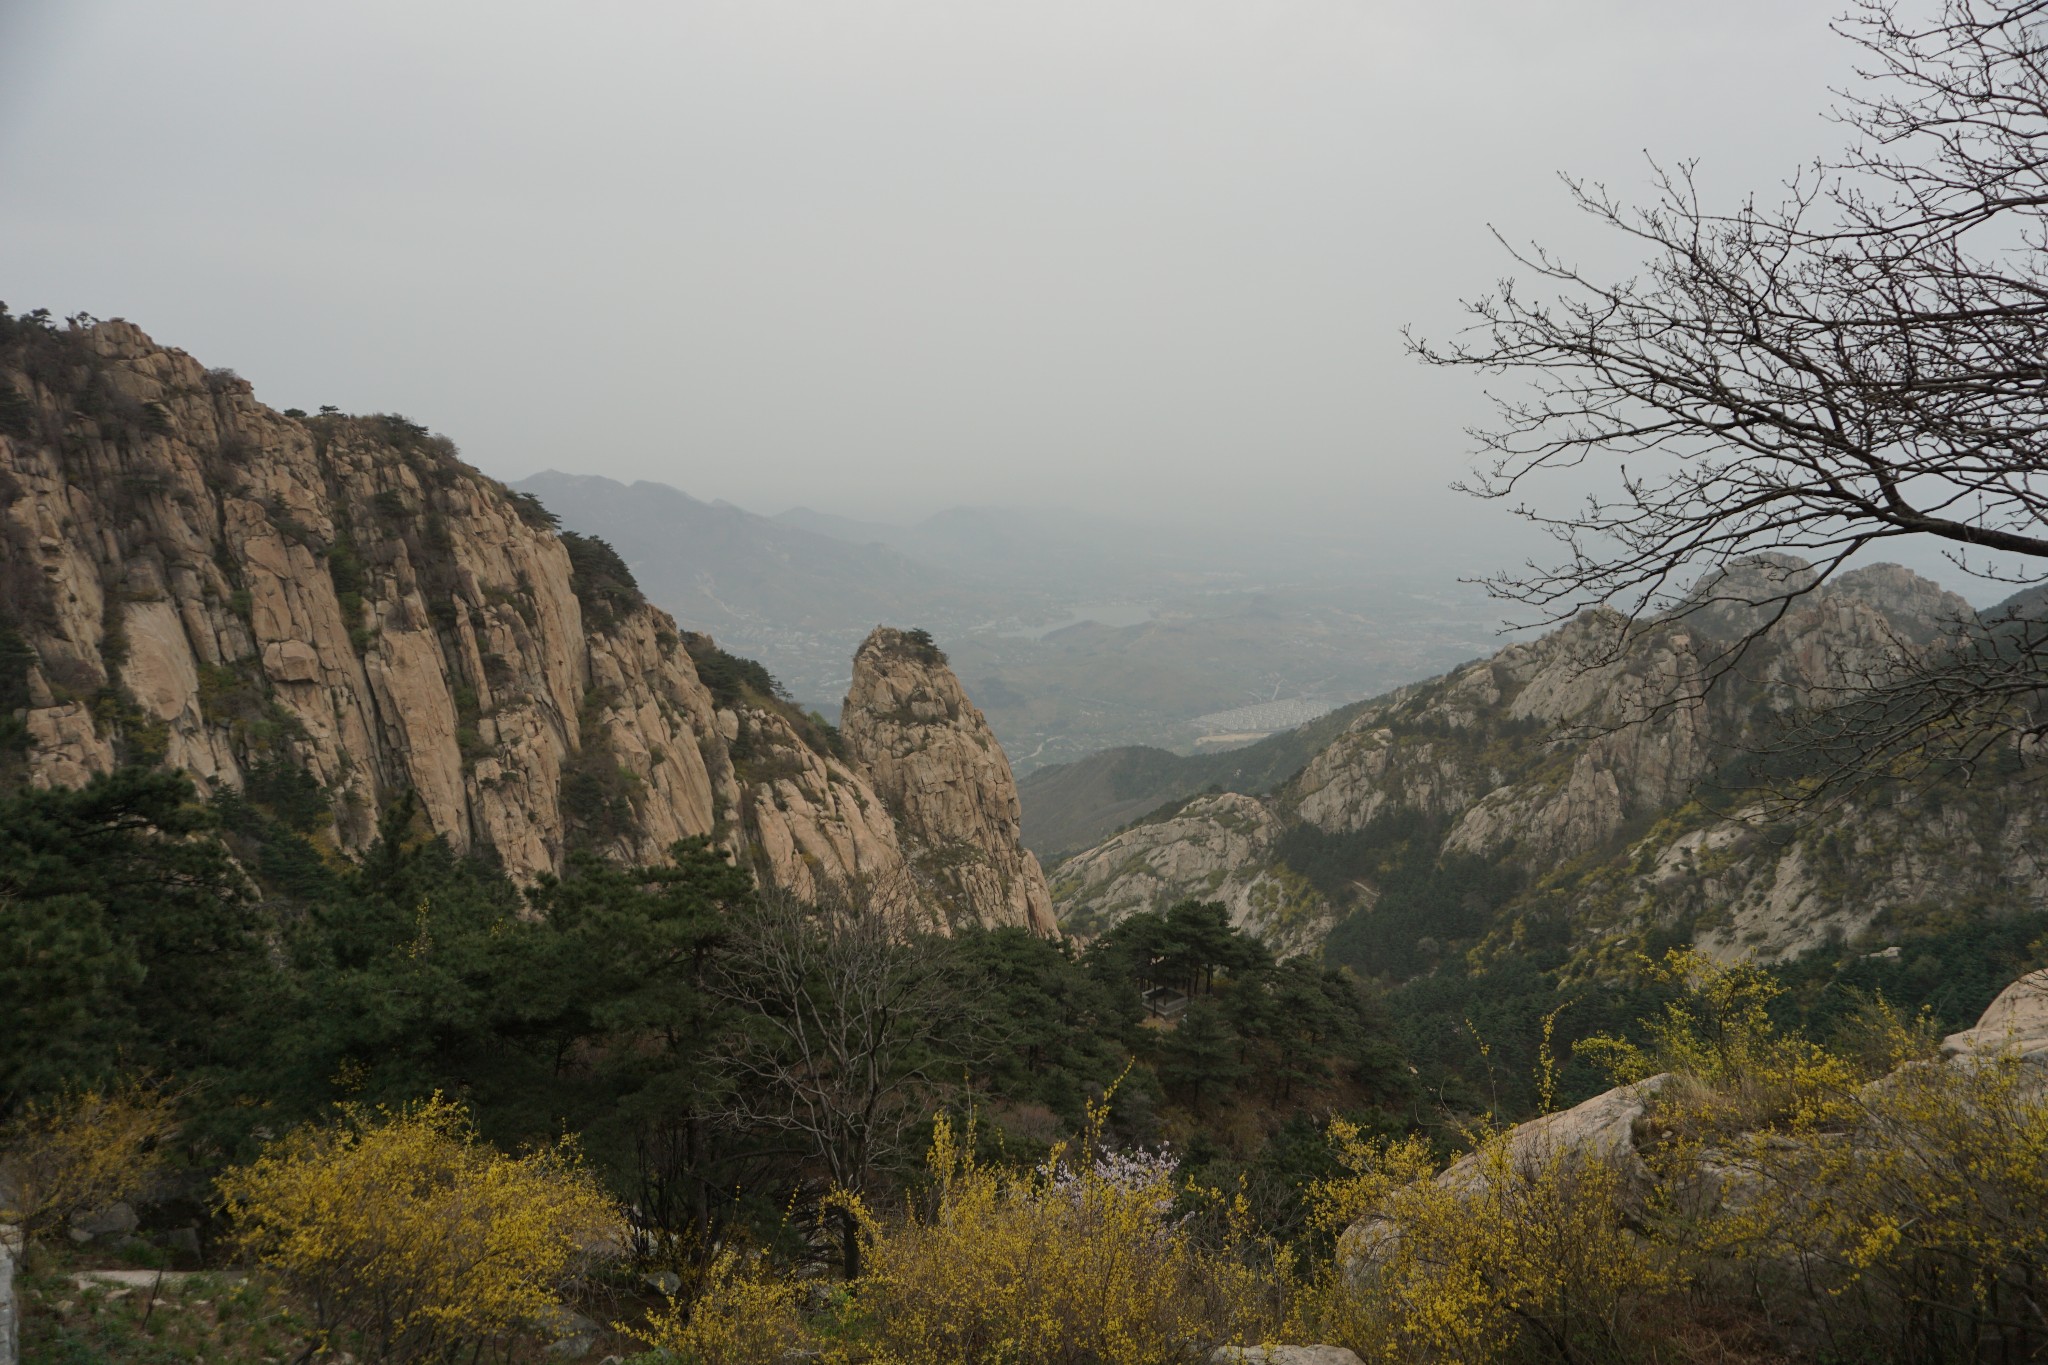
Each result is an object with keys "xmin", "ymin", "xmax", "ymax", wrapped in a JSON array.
[
  {"xmin": 68, "ymin": 1201, "xmax": 138, "ymax": 1241},
  {"xmin": 1338, "ymin": 1075, "xmax": 1671, "ymax": 1285},
  {"xmin": 539, "ymin": 1306, "xmax": 600, "ymax": 1359},
  {"xmin": 1941, "ymin": 968, "xmax": 2048, "ymax": 1060},
  {"xmin": 1210, "ymin": 1348, "xmax": 1365, "ymax": 1365},
  {"xmin": 1437, "ymin": 1074, "xmax": 1673, "ymax": 1195}
]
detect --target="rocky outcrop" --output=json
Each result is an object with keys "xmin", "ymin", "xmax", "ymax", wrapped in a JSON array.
[
  {"xmin": 842, "ymin": 628, "xmax": 1057, "ymax": 933},
  {"xmin": 0, "ymin": 318, "xmax": 1053, "ymax": 929},
  {"xmin": 725, "ymin": 699, "xmax": 926, "ymax": 919},
  {"xmin": 1337, "ymin": 1074, "xmax": 1673, "ymax": 1285},
  {"xmin": 1942, "ymin": 968, "xmax": 2048, "ymax": 1061},
  {"xmin": 1339, "ymin": 970, "xmax": 2048, "ymax": 1286},
  {"xmin": 0, "ymin": 319, "xmax": 650, "ymax": 875},
  {"xmin": 1049, "ymin": 549, "xmax": 2019, "ymax": 965},
  {"xmin": 1047, "ymin": 792, "xmax": 1333, "ymax": 955}
]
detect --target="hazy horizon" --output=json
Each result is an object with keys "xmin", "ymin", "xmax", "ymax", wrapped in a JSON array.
[
  {"xmin": 2, "ymin": 6, "xmax": 1852, "ymax": 503},
  {"xmin": 7, "ymin": 1, "xmax": 2008, "ymax": 601}
]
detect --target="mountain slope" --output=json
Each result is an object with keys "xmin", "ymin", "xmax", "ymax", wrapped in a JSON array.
[
  {"xmin": 514, "ymin": 471, "xmax": 961, "ymax": 633},
  {"xmin": 1017, "ymin": 699, "xmax": 1376, "ymax": 857},
  {"xmin": 1051, "ymin": 556, "xmax": 2047, "ymax": 970},
  {"xmin": 0, "ymin": 316, "xmax": 1049, "ymax": 931}
]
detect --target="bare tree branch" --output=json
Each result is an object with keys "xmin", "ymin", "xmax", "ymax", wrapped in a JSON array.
[{"xmin": 1417, "ymin": 0, "xmax": 2048, "ymax": 795}]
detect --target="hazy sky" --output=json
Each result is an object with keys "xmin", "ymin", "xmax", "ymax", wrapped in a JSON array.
[{"xmin": 2, "ymin": 2, "xmax": 1860, "ymax": 554}]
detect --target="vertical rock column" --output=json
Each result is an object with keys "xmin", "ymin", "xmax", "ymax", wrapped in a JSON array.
[{"xmin": 840, "ymin": 627, "xmax": 1058, "ymax": 934}]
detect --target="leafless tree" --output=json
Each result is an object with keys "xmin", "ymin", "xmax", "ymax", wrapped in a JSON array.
[
  {"xmin": 707, "ymin": 885, "xmax": 988, "ymax": 1277},
  {"xmin": 1416, "ymin": 0, "xmax": 2048, "ymax": 791}
]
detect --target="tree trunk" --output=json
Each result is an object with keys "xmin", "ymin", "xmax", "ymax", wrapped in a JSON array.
[{"xmin": 840, "ymin": 1205, "xmax": 862, "ymax": 1280}]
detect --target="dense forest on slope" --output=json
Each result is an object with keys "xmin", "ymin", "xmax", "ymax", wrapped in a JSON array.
[{"xmin": 0, "ymin": 763, "xmax": 1415, "ymax": 1266}]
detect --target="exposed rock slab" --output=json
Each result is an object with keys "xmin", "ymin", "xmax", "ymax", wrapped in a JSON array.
[
  {"xmin": 0, "ymin": 322, "xmax": 1047, "ymax": 916},
  {"xmin": 842, "ymin": 627, "xmax": 1057, "ymax": 933},
  {"xmin": 1338, "ymin": 1075, "xmax": 1672, "ymax": 1285},
  {"xmin": 1210, "ymin": 1347, "xmax": 1364, "ymax": 1365},
  {"xmin": 1942, "ymin": 968, "xmax": 2048, "ymax": 1060},
  {"xmin": 1048, "ymin": 791, "xmax": 1331, "ymax": 954}
]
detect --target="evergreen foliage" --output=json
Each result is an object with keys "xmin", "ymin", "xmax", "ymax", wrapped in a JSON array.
[{"xmin": 560, "ymin": 530, "xmax": 644, "ymax": 630}]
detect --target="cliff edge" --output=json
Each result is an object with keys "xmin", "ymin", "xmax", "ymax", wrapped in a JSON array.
[{"xmin": 0, "ymin": 315, "xmax": 1050, "ymax": 932}]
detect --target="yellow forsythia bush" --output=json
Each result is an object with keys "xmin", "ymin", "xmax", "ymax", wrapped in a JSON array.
[
  {"xmin": 633, "ymin": 1247, "xmax": 804, "ymax": 1365},
  {"xmin": 219, "ymin": 1094, "xmax": 620, "ymax": 1365},
  {"xmin": 1691, "ymin": 1043, "xmax": 2048, "ymax": 1358},
  {"xmin": 1301, "ymin": 1120, "xmax": 1676, "ymax": 1364},
  {"xmin": 1577, "ymin": 949, "xmax": 1863, "ymax": 1138},
  {"xmin": 837, "ymin": 1104, "xmax": 1282, "ymax": 1365},
  {"xmin": 0, "ymin": 1078, "xmax": 176, "ymax": 1240}
]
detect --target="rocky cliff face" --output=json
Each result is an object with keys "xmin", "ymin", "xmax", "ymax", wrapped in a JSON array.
[
  {"xmin": 0, "ymin": 317, "xmax": 1050, "ymax": 931},
  {"xmin": 841, "ymin": 628, "xmax": 1057, "ymax": 934},
  {"xmin": 1046, "ymin": 791, "xmax": 1332, "ymax": 956},
  {"xmin": 1049, "ymin": 556, "xmax": 2042, "ymax": 965}
]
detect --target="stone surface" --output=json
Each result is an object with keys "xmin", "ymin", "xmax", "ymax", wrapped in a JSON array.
[
  {"xmin": 1941, "ymin": 968, "xmax": 2048, "ymax": 1059},
  {"xmin": 1048, "ymin": 792, "xmax": 1332, "ymax": 955},
  {"xmin": 0, "ymin": 322, "xmax": 1048, "ymax": 917},
  {"xmin": 1338, "ymin": 1075, "xmax": 1671, "ymax": 1284},
  {"xmin": 1210, "ymin": 1348, "xmax": 1364, "ymax": 1365},
  {"xmin": 842, "ymin": 627, "xmax": 1058, "ymax": 933},
  {"xmin": 541, "ymin": 1308, "xmax": 600, "ymax": 1359},
  {"xmin": 68, "ymin": 1201, "xmax": 138, "ymax": 1241},
  {"xmin": 0, "ymin": 1225, "xmax": 18, "ymax": 1365}
]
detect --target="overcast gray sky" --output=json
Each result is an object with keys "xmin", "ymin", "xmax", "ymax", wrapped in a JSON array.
[{"xmin": 2, "ymin": 1, "xmax": 1858, "ymax": 554}]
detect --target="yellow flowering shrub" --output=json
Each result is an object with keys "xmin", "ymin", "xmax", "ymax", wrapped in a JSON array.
[
  {"xmin": 1559, "ymin": 952, "xmax": 2048, "ymax": 1358},
  {"xmin": 633, "ymin": 1246, "xmax": 804, "ymax": 1365},
  {"xmin": 218, "ymin": 1094, "xmax": 620, "ymax": 1365},
  {"xmin": 0, "ymin": 1078, "xmax": 176, "ymax": 1241},
  {"xmin": 833, "ymin": 1100, "xmax": 1283, "ymax": 1365},
  {"xmin": 1821, "ymin": 1051, "xmax": 2048, "ymax": 1357},
  {"xmin": 1577, "ymin": 949, "xmax": 1862, "ymax": 1138},
  {"xmin": 1688, "ymin": 1044, "xmax": 2048, "ymax": 1360},
  {"xmin": 1300, "ymin": 1119, "xmax": 1676, "ymax": 1363}
]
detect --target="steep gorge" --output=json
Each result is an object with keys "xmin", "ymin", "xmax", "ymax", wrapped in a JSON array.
[{"xmin": 0, "ymin": 315, "xmax": 1050, "ymax": 932}]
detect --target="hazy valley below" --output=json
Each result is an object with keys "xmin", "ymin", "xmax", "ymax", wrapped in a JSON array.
[{"xmin": 516, "ymin": 470, "xmax": 1503, "ymax": 773}]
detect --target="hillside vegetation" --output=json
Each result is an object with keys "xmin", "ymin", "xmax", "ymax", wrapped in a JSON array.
[
  {"xmin": 1051, "ymin": 558, "xmax": 2048, "ymax": 1117},
  {"xmin": 1020, "ymin": 698, "xmax": 1374, "ymax": 856}
]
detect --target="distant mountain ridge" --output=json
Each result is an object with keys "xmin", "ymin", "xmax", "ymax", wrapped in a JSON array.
[
  {"xmin": 1050, "ymin": 557, "xmax": 2048, "ymax": 977},
  {"xmin": 514, "ymin": 471, "xmax": 970, "ymax": 632},
  {"xmin": 1017, "ymin": 700, "xmax": 1376, "ymax": 857},
  {"xmin": 517, "ymin": 474, "xmax": 1504, "ymax": 771}
]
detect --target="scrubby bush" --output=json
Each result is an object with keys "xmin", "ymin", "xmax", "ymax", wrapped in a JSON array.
[
  {"xmin": 1656, "ymin": 985, "xmax": 2048, "ymax": 1363},
  {"xmin": 834, "ymin": 1102, "xmax": 1283, "ymax": 1365},
  {"xmin": 219, "ymin": 1094, "xmax": 619, "ymax": 1365},
  {"xmin": 683, "ymin": 634, "xmax": 783, "ymax": 707},
  {"xmin": 562, "ymin": 530, "xmax": 644, "ymax": 630},
  {"xmin": 1578, "ymin": 949, "xmax": 1866, "ymax": 1137},
  {"xmin": 0, "ymin": 1079, "xmax": 176, "ymax": 1243},
  {"xmin": 631, "ymin": 1247, "xmax": 804, "ymax": 1365},
  {"xmin": 1301, "ymin": 1121, "xmax": 1676, "ymax": 1364},
  {"xmin": 1795, "ymin": 1048, "xmax": 2048, "ymax": 1361}
]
